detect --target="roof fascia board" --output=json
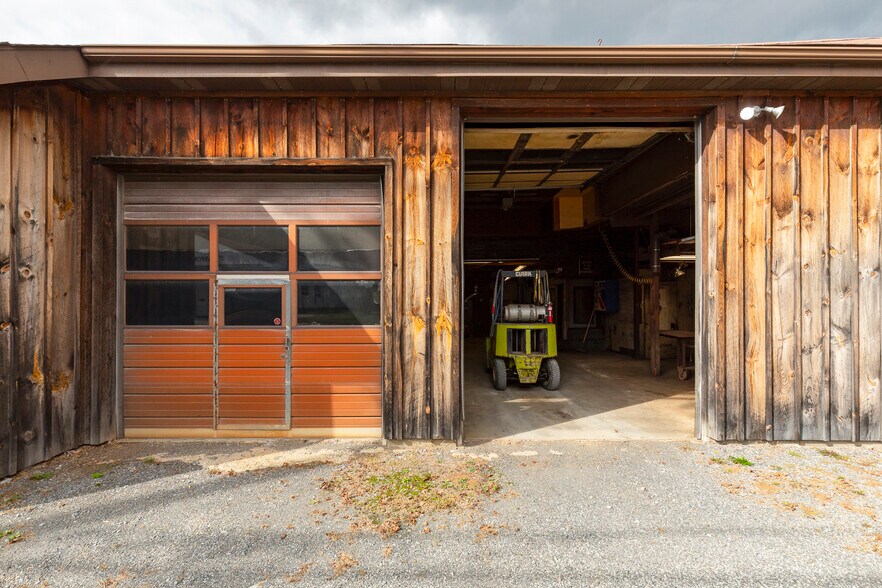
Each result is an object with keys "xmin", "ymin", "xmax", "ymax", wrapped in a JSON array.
[
  {"xmin": 84, "ymin": 62, "xmax": 882, "ymax": 79},
  {"xmin": 79, "ymin": 44, "xmax": 882, "ymax": 65},
  {"xmin": 0, "ymin": 46, "xmax": 88, "ymax": 85}
]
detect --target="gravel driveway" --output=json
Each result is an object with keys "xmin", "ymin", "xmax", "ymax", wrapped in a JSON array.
[{"xmin": 1, "ymin": 439, "xmax": 880, "ymax": 587}]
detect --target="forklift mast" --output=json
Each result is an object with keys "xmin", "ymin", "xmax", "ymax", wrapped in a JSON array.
[{"xmin": 489, "ymin": 270, "xmax": 551, "ymax": 334}]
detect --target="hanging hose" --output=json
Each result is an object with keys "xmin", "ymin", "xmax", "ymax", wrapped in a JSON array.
[{"xmin": 599, "ymin": 228, "xmax": 654, "ymax": 285}]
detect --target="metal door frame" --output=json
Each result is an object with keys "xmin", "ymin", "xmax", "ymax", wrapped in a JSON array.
[{"xmin": 215, "ymin": 274, "xmax": 292, "ymax": 430}]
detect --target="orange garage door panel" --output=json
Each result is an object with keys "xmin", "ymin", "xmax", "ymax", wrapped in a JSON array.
[{"xmin": 292, "ymin": 367, "xmax": 382, "ymax": 393}]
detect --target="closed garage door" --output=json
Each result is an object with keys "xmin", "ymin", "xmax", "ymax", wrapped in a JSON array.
[{"xmin": 121, "ymin": 176, "xmax": 383, "ymax": 437}]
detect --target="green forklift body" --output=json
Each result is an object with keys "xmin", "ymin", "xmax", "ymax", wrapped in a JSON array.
[{"xmin": 486, "ymin": 323, "xmax": 557, "ymax": 384}]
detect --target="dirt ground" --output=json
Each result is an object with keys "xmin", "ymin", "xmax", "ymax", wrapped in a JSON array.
[{"xmin": 1, "ymin": 439, "xmax": 881, "ymax": 587}]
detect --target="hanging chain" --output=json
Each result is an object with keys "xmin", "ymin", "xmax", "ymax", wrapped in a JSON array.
[{"xmin": 599, "ymin": 228, "xmax": 653, "ymax": 285}]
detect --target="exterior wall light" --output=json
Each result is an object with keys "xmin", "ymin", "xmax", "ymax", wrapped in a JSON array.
[{"xmin": 739, "ymin": 105, "xmax": 785, "ymax": 120}]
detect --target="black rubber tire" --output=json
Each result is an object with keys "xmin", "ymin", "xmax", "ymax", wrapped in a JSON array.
[
  {"xmin": 491, "ymin": 358, "xmax": 508, "ymax": 391},
  {"xmin": 541, "ymin": 358, "xmax": 561, "ymax": 391}
]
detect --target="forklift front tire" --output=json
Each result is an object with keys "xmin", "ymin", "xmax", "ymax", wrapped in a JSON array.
[
  {"xmin": 492, "ymin": 358, "xmax": 508, "ymax": 391},
  {"xmin": 541, "ymin": 358, "xmax": 561, "ymax": 391}
]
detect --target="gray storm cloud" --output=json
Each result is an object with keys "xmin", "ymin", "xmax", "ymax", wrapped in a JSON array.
[{"xmin": 1, "ymin": 0, "xmax": 879, "ymax": 45}]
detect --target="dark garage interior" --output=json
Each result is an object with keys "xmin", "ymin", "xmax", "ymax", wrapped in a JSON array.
[{"xmin": 462, "ymin": 122, "xmax": 698, "ymax": 440}]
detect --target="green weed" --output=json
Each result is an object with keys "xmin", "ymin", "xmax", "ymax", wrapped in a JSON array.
[
  {"xmin": 1, "ymin": 529, "xmax": 23, "ymax": 544},
  {"xmin": 818, "ymin": 449, "xmax": 848, "ymax": 461}
]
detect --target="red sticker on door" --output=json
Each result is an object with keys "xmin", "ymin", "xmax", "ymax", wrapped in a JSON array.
[{"xmin": 273, "ymin": 318, "xmax": 281, "ymax": 325}]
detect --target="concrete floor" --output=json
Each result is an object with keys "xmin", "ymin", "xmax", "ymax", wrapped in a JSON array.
[{"xmin": 464, "ymin": 339, "xmax": 694, "ymax": 441}]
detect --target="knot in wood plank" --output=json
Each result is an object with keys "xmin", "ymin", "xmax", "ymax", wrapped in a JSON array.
[
  {"xmin": 50, "ymin": 371, "xmax": 71, "ymax": 393},
  {"xmin": 405, "ymin": 147, "xmax": 425, "ymax": 169},
  {"xmin": 29, "ymin": 349, "xmax": 43, "ymax": 385},
  {"xmin": 431, "ymin": 150, "xmax": 453, "ymax": 172}
]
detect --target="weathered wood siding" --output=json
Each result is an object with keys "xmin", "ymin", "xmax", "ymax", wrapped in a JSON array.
[
  {"xmin": 0, "ymin": 90, "xmax": 463, "ymax": 476},
  {"xmin": 0, "ymin": 86, "xmax": 86, "ymax": 477},
  {"xmin": 702, "ymin": 97, "xmax": 882, "ymax": 441},
  {"xmin": 90, "ymin": 95, "xmax": 461, "ymax": 442},
  {"xmin": 4, "ymin": 85, "xmax": 882, "ymax": 475}
]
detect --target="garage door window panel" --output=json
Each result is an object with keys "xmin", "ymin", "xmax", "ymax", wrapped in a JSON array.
[
  {"xmin": 297, "ymin": 226, "xmax": 380, "ymax": 272},
  {"xmin": 218, "ymin": 225, "xmax": 289, "ymax": 272},
  {"xmin": 297, "ymin": 280, "xmax": 380, "ymax": 326},
  {"xmin": 126, "ymin": 225, "xmax": 210, "ymax": 272},
  {"xmin": 126, "ymin": 280, "xmax": 211, "ymax": 326},
  {"xmin": 223, "ymin": 287, "xmax": 284, "ymax": 327}
]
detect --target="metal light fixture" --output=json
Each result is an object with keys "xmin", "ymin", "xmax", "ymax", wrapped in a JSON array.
[
  {"xmin": 739, "ymin": 105, "xmax": 785, "ymax": 121},
  {"xmin": 673, "ymin": 262, "xmax": 687, "ymax": 278}
]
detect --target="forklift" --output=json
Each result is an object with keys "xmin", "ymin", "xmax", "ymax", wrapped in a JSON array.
[{"xmin": 485, "ymin": 269, "xmax": 560, "ymax": 391}]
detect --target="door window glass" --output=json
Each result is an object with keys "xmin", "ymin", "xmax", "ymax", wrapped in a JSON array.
[
  {"xmin": 126, "ymin": 280, "xmax": 210, "ymax": 325},
  {"xmin": 297, "ymin": 280, "xmax": 380, "ymax": 326},
  {"xmin": 126, "ymin": 225, "xmax": 210, "ymax": 271},
  {"xmin": 224, "ymin": 287, "xmax": 283, "ymax": 326},
  {"xmin": 218, "ymin": 226, "xmax": 288, "ymax": 272},
  {"xmin": 297, "ymin": 226, "xmax": 380, "ymax": 271}
]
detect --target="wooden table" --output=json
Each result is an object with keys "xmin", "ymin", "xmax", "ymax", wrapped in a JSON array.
[{"xmin": 659, "ymin": 330, "xmax": 695, "ymax": 380}]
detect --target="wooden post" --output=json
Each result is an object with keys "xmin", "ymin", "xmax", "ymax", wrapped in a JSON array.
[
  {"xmin": 649, "ymin": 216, "xmax": 661, "ymax": 376},
  {"xmin": 633, "ymin": 228, "xmax": 642, "ymax": 359}
]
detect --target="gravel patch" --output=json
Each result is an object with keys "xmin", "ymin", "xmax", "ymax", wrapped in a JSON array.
[{"xmin": 1, "ymin": 439, "xmax": 881, "ymax": 587}]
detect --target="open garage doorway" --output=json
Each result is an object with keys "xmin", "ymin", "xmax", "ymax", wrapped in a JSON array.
[{"xmin": 461, "ymin": 121, "xmax": 698, "ymax": 441}]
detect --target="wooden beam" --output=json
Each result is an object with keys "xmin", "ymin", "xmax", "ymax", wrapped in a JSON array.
[
  {"xmin": 491, "ymin": 133, "xmax": 530, "ymax": 188},
  {"xmin": 537, "ymin": 132, "xmax": 592, "ymax": 186}
]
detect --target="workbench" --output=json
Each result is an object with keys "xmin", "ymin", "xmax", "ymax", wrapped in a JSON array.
[{"xmin": 659, "ymin": 330, "xmax": 695, "ymax": 380}]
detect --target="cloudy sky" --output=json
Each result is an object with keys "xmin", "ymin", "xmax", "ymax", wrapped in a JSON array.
[{"xmin": 1, "ymin": 0, "xmax": 880, "ymax": 46}]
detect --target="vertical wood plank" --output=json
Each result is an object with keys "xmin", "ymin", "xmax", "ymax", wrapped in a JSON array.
[
  {"xmin": 799, "ymin": 97, "xmax": 830, "ymax": 440},
  {"xmin": 91, "ymin": 167, "xmax": 116, "ymax": 443},
  {"xmin": 346, "ymin": 98, "xmax": 373, "ymax": 158},
  {"xmin": 77, "ymin": 94, "xmax": 105, "ymax": 446},
  {"xmin": 713, "ymin": 105, "xmax": 728, "ymax": 441},
  {"xmin": 12, "ymin": 87, "xmax": 48, "ymax": 470},
  {"xmin": 111, "ymin": 97, "xmax": 140, "ymax": 156},
  {"xmin": 258, "ymin": 98, "xmax": 287, "ymax": 158},
  {"xmin": 401, "ymin": 98, "xmax": 430, "ymax": 439},
  {"xmin": 742, "ymin": 97, "xmax": 771, "ymax": 440},
  {"xmin": 0, "ymin": 89, "xmax": 13, "ymax": 476},
  {"xmin": 855, "ymin": 97, "xmax": 882, "ymax": 441},
  {"xmin": 171, "ymin": 98, "xmax": 199, "ymax": 157},
  {"xmin": 228, "ymin": 98, "xmax": 258, "ymax": 157},
  {"xmin": 287, "ymin": 98, "xmax": 316, "ymax": 158},
  {"xmin": 45, "ymin": 86, "xmax": 79, "ymax": 456},
  {"xmin": 316, "ymin": 97, "xmax": 345, "ymax": 158},
  {"xmin": 429, "ymin": 99, "xmax": 458, "ymax": 439},
  {"xmin": 139, "ymin": 97, "xmax": 169, "ymax": 157},
  {"xmin": 701, "ymin": 107, "xmax": 725, "ymax": 440},
  {"xmin": 828, "ymin": 97, "xmax": 857, "ymax": 440},
  {"xmin": 199, "ymin": 98, "xmax": 229, "ymax": 157},
  {"xmin": 771, "ymin": 97, "xmax": 800, "ymax": 440},
  {"xmin": 450, "ymin": 104, "xmax": 462, "ymax": 441},
  {"xmin": 724, "ymin": 97, "xmax": 745, "ymax": 440},
  {"xmin": 374, "ymin": 98, "xmax": 403, "ymax": 439}
]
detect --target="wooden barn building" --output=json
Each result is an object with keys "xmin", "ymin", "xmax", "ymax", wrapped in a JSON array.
[{"xmin": 2, "ymin": 40, "xmax": 882, "ymax": 477}]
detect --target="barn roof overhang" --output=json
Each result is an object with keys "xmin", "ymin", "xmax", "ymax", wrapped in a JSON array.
[{"xmin": 5, "ymin": 40, "xmax": 882, "ymax": 93}]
